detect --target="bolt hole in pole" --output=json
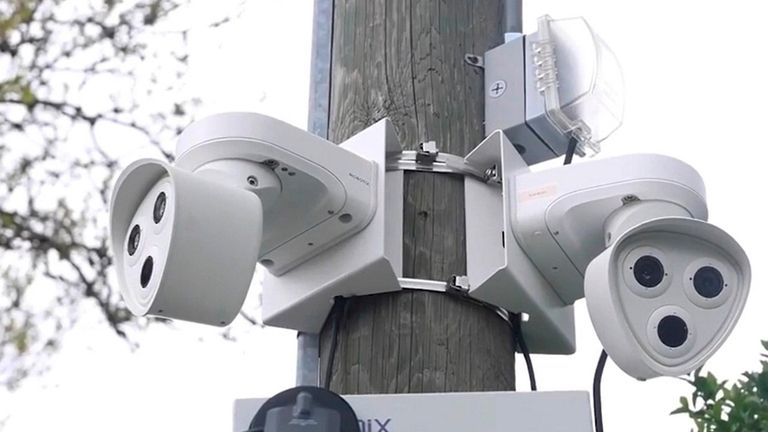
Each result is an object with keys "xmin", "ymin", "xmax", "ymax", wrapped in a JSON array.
[{"xmin": 338, "ymin": 213, "xmax": 353, "ymax": 223}]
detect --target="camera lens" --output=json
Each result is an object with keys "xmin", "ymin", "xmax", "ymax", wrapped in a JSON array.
[
  {"xmin": 127, "ymin": 224, "xmax": 141, "ymax": 256},
  {"xmin": 140, "ymin": 256, "xmax": 154, "ymax": 288},
  {"xmin": 657, "ymin": 315, "xmax": 688, "ymax": 348},
  {"xmin": 633, "ymin": 255, "xmax": 664, "ymax": 288},
  {"xmin": 153, "ymin": 192, "xmax": 166, "ymax": 224},
  {"xmin": 693, "ymin": 266, "xmax": 724, "ymax": 299}
]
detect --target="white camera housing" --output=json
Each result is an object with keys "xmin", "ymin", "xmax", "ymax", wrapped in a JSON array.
[
  {"xmin": 110, "ymin": 159, "xmax": 262, "ymax": 326},
  {"xmin": 585, "ymin": 215, "xmax": 750, "ymax": 379}
]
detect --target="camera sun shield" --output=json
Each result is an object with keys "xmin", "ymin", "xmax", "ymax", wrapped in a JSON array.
[
  {"xmin": 110, "ymin": 159, "xmax": 263, "ymax": 326},
  {"xmin": 584, "ymin": 217, "xmax": 750, "ymax": 380}
]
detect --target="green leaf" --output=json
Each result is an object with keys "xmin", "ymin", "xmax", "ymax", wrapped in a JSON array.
[
  {"xmin": 672, "ymin": 397, "xmax": 691, "ymax": 415},
  {"xmin": 20, "ymin": 84, "xmax": 36, "ymax": 108},
  {"xmin": 0, "ymin": 212, "xmax": 15, "ymax": 227}
]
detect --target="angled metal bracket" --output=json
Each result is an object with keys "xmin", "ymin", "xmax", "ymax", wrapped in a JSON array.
[{"xmin": 464, "ymin": 130, "xmax": 576, "ymax": 354}]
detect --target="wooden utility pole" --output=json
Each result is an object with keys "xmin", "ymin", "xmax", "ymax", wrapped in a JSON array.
[{"xmin": 319, "ymin": 0, "xmax": 518, "ymax": 393}]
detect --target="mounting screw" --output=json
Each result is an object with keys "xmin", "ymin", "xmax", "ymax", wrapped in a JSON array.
[
  {"xmin": 464, "ymin": 54, "xmax": 485, "ymax": 69},
  {"xmin": 263, "ymin": 159, "xmax": 279, "ymax": 169},
  {"xmin": 622, "ymin": 195, "xmax": 640, "ymax": 205},
  {"xmin": 488, "ymin": 80, "xmax": 507, "ymax": 98},
  {"xmin": 247, "ymin": 176, "xmax": 258, "ymax": 187},
  {"xmin": 484, "ymin": 164, "xmax": 502, "ymax": 184}
]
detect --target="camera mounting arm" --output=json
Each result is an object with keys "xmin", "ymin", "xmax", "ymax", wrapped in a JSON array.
[
  {"xmin": 512, "ymin": 154, "xmax": 708, "ymax": 304},
  {"xmin": 175, "ymin": 113, "xmax": 378, "ymax": 276}
]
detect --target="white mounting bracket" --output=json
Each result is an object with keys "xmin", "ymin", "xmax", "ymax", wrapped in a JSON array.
[
  {"xmin": 174, "ymin": 113, "xmax": 377, "ymax": 276},
  {"xmin": 464, "ymin": 130, "xmax": 575, "ymax": 354},
  {"xmin": 261, "ymin": 119, "xmax": 404, "ymax": 331},
  {"xmin": 513, "ymin": 154, "xmax": 708, "ymax": 305},
  {"xmin": 260, "ymin": 123, "xmax": 575, "ymax": 355}
]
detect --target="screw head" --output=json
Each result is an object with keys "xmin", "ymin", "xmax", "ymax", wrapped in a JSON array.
[
  {"xmin": 247, "ymin": 176, "xmax": 258, "ymax": 186},
  {"xmin": 263, "ymin": 159, "xmax": 279, "ymax": 169},
  {"xmin": 622, "ymin": 195, "xmax": 640, "ymax": 205}
]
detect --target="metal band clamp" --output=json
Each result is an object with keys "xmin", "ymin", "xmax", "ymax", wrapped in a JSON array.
[{"xmin": 386, "ymin": 142, "xmax": 496, "ymax": 182}]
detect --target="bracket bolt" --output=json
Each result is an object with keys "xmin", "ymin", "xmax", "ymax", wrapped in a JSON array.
[
  {"xmin": 416, "ymin": 141, "xmax": 439, "ymax": 165},
  {"xmin": 622, "ymin": 195, "xmax": 640, "ymax": 205},
  {"xmin": 447, "ymin": 275, "xmax": 471, "ymax": 294},
  {"xmin": 484, "ymin": 164, "xmax": 502, "ymax": 184}
]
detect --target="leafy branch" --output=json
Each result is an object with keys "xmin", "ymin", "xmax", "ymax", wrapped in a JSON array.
[{"xmin": 673, "ymin": 340, "xmax": 768, "ymax": 431}]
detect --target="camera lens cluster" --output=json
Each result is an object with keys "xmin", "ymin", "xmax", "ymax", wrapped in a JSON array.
[
  {"xmin": 127, "ymin": 192, "xmax": 167, "ymax": 289},
  {"xmin": 631, "ymin": 254, "xmax": 726, "ymax": 349}
]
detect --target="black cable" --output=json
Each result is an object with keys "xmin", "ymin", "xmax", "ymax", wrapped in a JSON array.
[
  {"xmin": 511, "ymin": 314, "xmax": 537, "ymax": 391},
  {"xmin": 564, "ymin": 135, "xmax": 579, "ymax": 165},
  {"xmin": 593, "ymin": 350, "xmax": 609, "ymax": 432},
  {"xmin": 323, "ymin": 296, "xmax": 347, "ymax": 390}
]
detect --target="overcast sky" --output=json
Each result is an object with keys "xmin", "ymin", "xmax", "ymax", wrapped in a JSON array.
[{"xmin": 3, "ymin": 1, "xmax": 767, "ymax": 431}]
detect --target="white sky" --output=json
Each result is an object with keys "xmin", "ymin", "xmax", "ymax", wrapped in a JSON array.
[{"xmin": 3, "ymin": 0, "xmax": 768, "ymax": 431}]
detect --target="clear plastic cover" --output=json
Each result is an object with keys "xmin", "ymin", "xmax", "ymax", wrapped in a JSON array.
[{"xmin": 532, "ymin": 15, "xmax": 625, "ymax": 155}]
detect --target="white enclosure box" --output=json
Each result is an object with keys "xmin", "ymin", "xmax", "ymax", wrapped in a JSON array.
[
  {"xmin": 485, "ymin": 16, "xmax": 625, "ymax": 163},
  {"xmin": 233, "ymin": 391, "xmax": 593, "ymax": 432}
]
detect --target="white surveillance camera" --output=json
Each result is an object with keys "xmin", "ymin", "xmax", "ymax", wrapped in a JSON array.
[
  {"xmin": 585, "ymin": 215, "xmax": 750, "ymax": 380},
  {"xmin": 509, "ymin": 154, "xmax": 750, "ymax": 378},
  {"xmin": 110, "ymin": 158, "xmax": 263, "ymax": 326},
  {"xmin": 110, "ymin": 113, "xmax": 379, "ymax": 326}
]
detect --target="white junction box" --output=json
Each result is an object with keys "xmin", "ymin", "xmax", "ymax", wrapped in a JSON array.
[{"xmin": 233, "ymin": 391, "xmax": 593, "ymax": 432}]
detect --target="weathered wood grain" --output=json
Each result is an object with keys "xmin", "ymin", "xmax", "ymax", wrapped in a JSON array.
[{"xmin": 321, "ymin": 0, "xmax": 515, "ymax": 394}]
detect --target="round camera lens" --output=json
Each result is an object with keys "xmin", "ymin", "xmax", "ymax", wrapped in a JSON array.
[
  {"xmin": 633, "ymin": 255, "xmax": 664, "ymax": 288},
  {"xmin": 140, "ymin": 256, "xmax": 154, "ymax": 288},
  {"xmin": 127, "ymin": 224, "xmax": 141, "ymax": 256},
  {"xmin": 657, "ymin": 315, "xmax": 688, "ymax": 348},
  {"xmin": 693, "ymin": 266, "xmax": 724, "ymax": 299},
  {"xmin": 153, "ymin": 192, "xmax": 166, "ymax": 224}
]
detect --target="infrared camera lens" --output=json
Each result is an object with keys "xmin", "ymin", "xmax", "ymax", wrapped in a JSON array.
[
  {"xmin": 657, "ymin": 315, "xmax": 689, "ymax": 348},
  {"xmin": 127, "ymin": 224, "xmax": 141, "ymax": 256},
  {"xmin": 633, "ymin": 255, "xmax": 664, "ymax": 288},
  {"xmin": 693, "ymin": 266, "xmax": 724, "ymax": 299},
  {"xmin": 153, "ymin": 192, "xmax": 166, "ymax": 224},
  {"xmin": 140, "ymin": 256, "xmax": 154, "ymax": 288}
]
